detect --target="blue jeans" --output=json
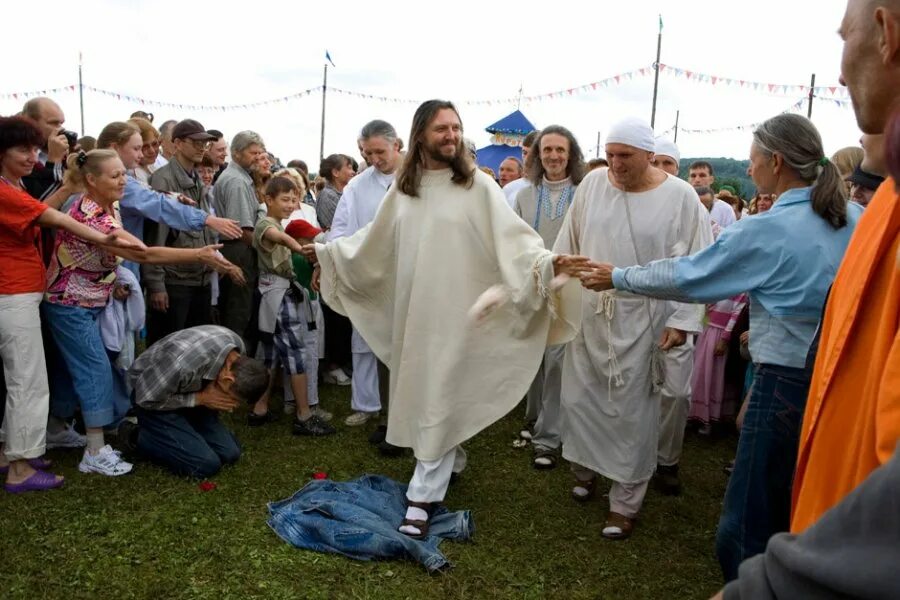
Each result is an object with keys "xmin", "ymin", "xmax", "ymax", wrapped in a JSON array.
[
  {"xmin": 42, "ymin": 302, "xmax": 123, "ymax": 428},
  {"xmin": 268, "ymin": 474, "xmax": 474, "ymax": 572},
  {"xmin": 134, "ymin": 406, "xmax": 240, "ymax": 478},
  {"xmin": 715, "ymin": 363, "xmax": 810, "ymax": 582}
]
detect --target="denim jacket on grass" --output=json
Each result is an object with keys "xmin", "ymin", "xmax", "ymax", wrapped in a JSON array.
[{"xmin": 267, "ymin": 474, "xmax": 473, "ymax": 572}]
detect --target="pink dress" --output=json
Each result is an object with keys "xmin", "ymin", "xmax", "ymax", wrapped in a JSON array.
[{"xmin": 689, "ymin": 293, "xmax": 749, "ymax": 425}]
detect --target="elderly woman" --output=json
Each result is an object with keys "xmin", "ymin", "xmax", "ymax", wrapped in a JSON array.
[
  {"xmin": 42, "ymin": 149, "xmax": 241, "ymax": 477},
  {"xmin": 579, "ymin": 114, "xmax": 863, "ymax": 581},
  {"xmin": 0, "ymin": 117, "xmax": 141, "ymax": 493}
]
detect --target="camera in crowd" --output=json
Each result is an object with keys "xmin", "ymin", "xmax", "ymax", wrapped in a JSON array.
[{"xmin": 58, "ymin": 128, "xmax": 79, "ymax": 150}]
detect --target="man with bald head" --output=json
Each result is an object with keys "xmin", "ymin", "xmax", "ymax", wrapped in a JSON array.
[
  {"xmin": 20, "ymin": 98, "xmax": 70, "ymax": 201},
  {"xmin": 790, "ymin": 0, "xmax": 900, "ymax": 534},
  {"xmin": 554, "ymin": 118, "xmax": 709, "ymax": 539}
]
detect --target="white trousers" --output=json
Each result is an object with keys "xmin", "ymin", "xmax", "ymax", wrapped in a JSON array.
[
  {"xmin": 351, "ymin": 328, "xmax": 381, "ymax": 413},
  {"xmin": 658, "ymin": 338, "xmax": 694, "ymax": 467},
  {"xmin": 0, "ymin": 293, "xmax": 49, "ymax": 460},
  {"xmin": 571, "ymin": 462, "xmax": 650, "ymax": 519},
  {"xmin": 406, "ymin": 446, "xmax": 468, "ymax": 503}
]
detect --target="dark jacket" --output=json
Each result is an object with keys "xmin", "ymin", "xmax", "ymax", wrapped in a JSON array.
[{"xmin": 144, "ymin": 158, "xmax": 214, "ymax": 292}]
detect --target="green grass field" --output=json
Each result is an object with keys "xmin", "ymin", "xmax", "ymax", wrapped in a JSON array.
[{"xmin": 0, "ymin": 384, "xmax": 734, "ymax": 599}]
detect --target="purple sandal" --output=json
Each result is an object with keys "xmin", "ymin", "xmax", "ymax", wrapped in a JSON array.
[
  {"xmin": 0, "ymin": 457, "xmax": 53, "ymax": 475},
  {"xmin": 5, "ymin": 470, "xmax": 65, "ymax": 494}
]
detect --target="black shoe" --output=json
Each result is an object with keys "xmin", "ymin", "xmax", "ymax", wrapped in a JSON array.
[
  {"xmin": 368, "ymin": 424, "xmax": 388, "ymax": 445},
  {"xmin": 292, "ymin": 414, "xmax": 336, "ymax": 436},
  {"xmin": 117, "ymin": 420, "xmax": 140, "ymax": 460},
  {"xmin": 377, "ymin": 440, "xmax": 403, "ymax": 456},
  {"xmin": 247, "ymin": 411, "xmax": 279, "ymax": 427},
  {"xmin": 653, "ymin": 464, "xmax": 682, "ymax": 496}
]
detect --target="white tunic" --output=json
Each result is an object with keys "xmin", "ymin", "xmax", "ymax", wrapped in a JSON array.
[
  {"xmin": 554, "ymin": 168, "xmax": 709, "ymax": 484},
  {"xmin": 317, "ymin": 169, "xmax": 582, "ymax": 461},
  {"xmin": 326, "ymin": 165, "xmax": 395, "ymax": 354}
]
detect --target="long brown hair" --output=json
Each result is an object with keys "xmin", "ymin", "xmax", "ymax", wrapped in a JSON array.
[{"xmin": 396, "ymin": 99, "xmax": 474, "ymax": 197}]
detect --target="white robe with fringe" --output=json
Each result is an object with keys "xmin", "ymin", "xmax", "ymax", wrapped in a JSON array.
[{"xmin": 554, "ymin": 169, "xmax": 710, "ymax": 484}]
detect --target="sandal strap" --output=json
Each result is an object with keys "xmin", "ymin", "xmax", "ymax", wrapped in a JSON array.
[{"xmin": 407, "ymin": 500, "xmax": 436, "ymax": 512}]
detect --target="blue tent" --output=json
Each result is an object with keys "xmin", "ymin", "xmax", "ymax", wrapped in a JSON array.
[{"xmin": 475, "ymin": 110, "xmax": 537, "ymax": 175}]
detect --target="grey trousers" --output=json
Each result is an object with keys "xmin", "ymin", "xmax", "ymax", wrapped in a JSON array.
[
  {"xmin": 532, "ymin": 345, "xmax": 566, "ymax": 452},
  {"xmin": 658, "ymin": 338, "xmax": 695, "ymax": 467}
]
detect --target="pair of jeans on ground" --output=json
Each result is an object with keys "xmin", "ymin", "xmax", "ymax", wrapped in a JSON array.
[
  {"xmin": 134, "ymin": 405, "xmax": 240, "ymax": 478},
  {"xmin": 268, "ymin": 474, "xmax": 473, "ymax": 572},
  {"xmin": 716, "ymin": 363, "xmax": 810, "ymax": 581}
]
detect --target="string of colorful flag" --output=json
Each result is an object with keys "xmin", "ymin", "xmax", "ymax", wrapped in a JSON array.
[
  {"xmin": 656, "ymin": 63, "xmax": 850, "ymax": 101},
  {"xmin": 0, "ymin": 65, "xmax": 851, "ymax": 110},
  {"xmin": 657, "ymin": 98, "xmax": 807, "ymax": 137}
]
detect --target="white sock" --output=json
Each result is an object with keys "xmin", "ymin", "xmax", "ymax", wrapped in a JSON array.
[
  {"xmin": 399, "ymin": 506, "xmax": 429, "ymax": 535},
  {"xmin": 572, "ymin": 484, "xmax": 591, "ymax": 498},
  {"xmin": 602, "ymin": 525, "xmax": 623, "ymax": 536},
  {"xmin": 86, "ymin": 432, "xmax": 105, "ymax": 454}
]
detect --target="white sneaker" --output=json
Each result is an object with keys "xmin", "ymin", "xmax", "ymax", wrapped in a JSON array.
[
  {"xmin": 310, "ymin": 405, "xmax": 333, "ymax": 422},
  {"xmin": 323, "ymin": 368, "xmax": 351, "ymax": 386},
  {"xmin": 344, "ymin": 411, "xmax": 378, "ymax": 427},
  {"xmin": 79, "ymin": 445, "xmax": 133, "ymax": 476},
  {"xmin": 46, "ymin": 424, "xmax": 87, "ymax": 449}
]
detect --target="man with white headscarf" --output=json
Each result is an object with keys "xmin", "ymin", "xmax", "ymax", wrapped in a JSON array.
[
  {"xmin": 651, "ymin": 138, "xmax": 714, "ymax": 496},
  {"xmin": 554, "ymin": 118, "xmax": 710, "ymax": 539}
]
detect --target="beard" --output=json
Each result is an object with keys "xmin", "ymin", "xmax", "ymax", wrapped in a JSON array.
[{"xmin": 424, "ymin": 139, "xmax": 460, "ymax": 166}]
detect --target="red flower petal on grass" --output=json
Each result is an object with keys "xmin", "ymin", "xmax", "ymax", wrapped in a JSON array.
[
  {"xmin": 312, "ymin": 472, "xmax": 328, "ymax": 480},
  {"xmin": 198, "ymin": 481, "xmax": 217, "ymax": 491}
]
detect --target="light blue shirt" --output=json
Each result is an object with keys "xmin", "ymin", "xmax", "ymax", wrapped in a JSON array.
[
  {"xmin": 612, "ymin": 187, "xmax": 863, "ymax": 368},
  {"xmin": 120, "ymin": 175, "xmax": 209, "ymax": 278}
]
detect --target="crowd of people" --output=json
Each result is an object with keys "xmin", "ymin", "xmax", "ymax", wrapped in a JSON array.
[{"xmin": 0, "ymin": 0, "xmax": 898, "ymax": 594}]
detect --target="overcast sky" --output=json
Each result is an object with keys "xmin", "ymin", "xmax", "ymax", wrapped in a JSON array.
[{"xmin": 3, "ymin": 0, "xmax": 859, "ymax": 165}]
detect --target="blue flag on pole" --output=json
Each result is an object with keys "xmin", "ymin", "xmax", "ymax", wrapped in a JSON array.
[{"xmin": 325, "ymin": 50, "xmax": 335, "ymax": 67}]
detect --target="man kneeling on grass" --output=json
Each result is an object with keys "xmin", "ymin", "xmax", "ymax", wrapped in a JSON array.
[{"xmin": 124, "ymin": 325, "xmax": 269, "ymax": 478}]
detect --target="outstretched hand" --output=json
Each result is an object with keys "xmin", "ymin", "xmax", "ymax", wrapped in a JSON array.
[
  {"xmin": 552, "ymin": 254, "xmax": 592, "ymax": 278},
  {"xmin": 579, "ymin": 261, "xmax": 615, "ymax": 292},
  {"xmin": 206, "ymin": 215, "xmax": 242, "ymax": 240},
  {"xmin": 104, "ymin": 229, "xmax": 147, "ymax": 252},
  {"xmin": 198, "ymin": 245, "xmax": 245, "ymax": 285},
  {"xmin": 300, "ymin": 243, "xmax": 318, "ymax": 265}
]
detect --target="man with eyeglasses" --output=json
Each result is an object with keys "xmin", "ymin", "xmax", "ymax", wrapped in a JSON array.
[{"xmin": 144, "ymin": 119, "xmax": 223, "ymax": 345}]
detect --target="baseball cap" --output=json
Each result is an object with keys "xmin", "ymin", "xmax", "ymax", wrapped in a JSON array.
[
  {"xmin": 285, "ymin": 219, "xmax": 323, "ymax": 241},
  {"xmin": 846, "ymin": 165, "xmax": 885, "ymax": 191},
  {"xmin": 172, "ymin": 119, "xmax": 216, "ymax": 141}
]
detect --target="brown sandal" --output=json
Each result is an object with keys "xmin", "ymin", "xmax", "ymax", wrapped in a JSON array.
[
  {"xmin": 601, "ymin": 511, "xmax": 636, "ymax": 540},
  {"xmin": 399, "ymin": 500, "xmax": 435, "ymax": 540},
  {"xmin": 571, "ymin": 477, "xmax": 597, "ymax": 503}
]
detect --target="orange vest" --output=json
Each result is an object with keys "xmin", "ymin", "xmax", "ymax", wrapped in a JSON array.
[{"xmin": 791, "ymin": 179, "xmax": 900, "ymax": 533}]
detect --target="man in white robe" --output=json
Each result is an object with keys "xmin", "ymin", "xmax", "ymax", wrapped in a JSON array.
[
  {"xmin": 327, "ymin": 121, "xmax": 401, "ymax": 437},
  {"xmin": 554, "ymin": 118, "xmax": 709, "ymax": 540},
  {"xmin": 514, "ymin": 125, "xmax": 586, "ymax": 470},
  {"xmin": 651, "ymin": 138, "xmax": 714, "ymax": 495},
  {"xmin": 307, "ymin": 100, "xmax": 584, "ymax": 538}
]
